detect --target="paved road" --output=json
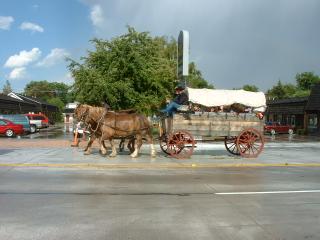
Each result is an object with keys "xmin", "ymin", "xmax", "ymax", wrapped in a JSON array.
[{"xmin": 0, "ymin": 136, "xmax": 320, "ymax": 240}]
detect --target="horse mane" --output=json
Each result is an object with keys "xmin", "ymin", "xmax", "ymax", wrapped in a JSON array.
[
  {"xmin": 117, "ymin": 109, "xmax": 136, "ymax": 114},
  {"xmin": 87, "ymin": 105, "xmax": 104, "ymax": 120},
  {"xmin": 81, "ymin": 104, "xmax": 137, "ymax": 121}
]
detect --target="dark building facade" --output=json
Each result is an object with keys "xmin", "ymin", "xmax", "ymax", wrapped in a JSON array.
[
  {"xmin": 0, "ymin": 94, "xmax": 38, "ymax": 113},
  {"xmin": 305, "ymin": 83, "xmax": 320, "ymax": 134},
  {"xmin": 266, "ymin": 83, "xmax": 320, "ymax": 134},
  {"xmin": 0, "ymin": 93, "xmax": 59, "ymax": 120}
]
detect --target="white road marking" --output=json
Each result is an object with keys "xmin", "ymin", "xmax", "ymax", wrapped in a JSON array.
[{"xmin": 216, "ymin": 190, "xmax": 320, "ymax": 195}]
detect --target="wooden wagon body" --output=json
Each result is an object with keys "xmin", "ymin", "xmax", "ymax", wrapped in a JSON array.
[{"xmin": 159, "ymin": 112, "xmax": 265, "ymax": 158}]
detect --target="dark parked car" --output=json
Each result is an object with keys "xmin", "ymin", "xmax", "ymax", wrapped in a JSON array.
[
  {"xmin": 0, "ymin": 119, "xmax": 24, "ymax": 137},
  {"xmin": 264, "ymin": 121, "xmax": 294, "ymax": 135}
]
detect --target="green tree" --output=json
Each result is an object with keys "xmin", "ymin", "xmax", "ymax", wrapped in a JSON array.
[
  {"xmin": 24, "ymin": 80, "xmax": 70, "ymax": 104},
  {"xmin": 23, "ymin": 80, "xmax": 71, "ymax": 123},
  {"xmin": 24, "ymin": 80, "xmax": 55, "ymax": 100},
  {"xmin": 48, "ymin": 82, "xmax": 70, "ymax": 104},
  {"xmin": 242, "ymin": 84, "xmax": 259, "ymax": 92},
  {"xmin": 296, "ymin": 72, "xmax": 320, "ymax": 91},
  {"xmin": 266, "ymin": 72, "xmax": 320, "ymax": 100},
  {"xmin": 291, "ymin": 89, "xmax": 310, "ymax": 98},
  {"xmin": 154, "ymin": 36, "xmax": 177, "ymax": 61},
  {"xmin": 47, "ymin": 97, "xmax": 65, "ymax": 122},
  {"xmin": 69, "ymin": 27, "xmax": 176, "ymax": 114},
  {"xmin": 2, "ymin": 80, "xmax": 12, "ymax": 94},
  {"xmin": 187, "ymin": 62, "xmax": 214, "ymax": 89},
  {"xmin": 47, "ymin": 97, "xmax": 65, "ymax": 111},
  {"xmin": 266, "ymin": 81, "xmax": 297, "ymax": 99}
]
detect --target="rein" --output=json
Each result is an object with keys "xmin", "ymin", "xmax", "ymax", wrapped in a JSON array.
[
  {"xmin": 88, "ymin": 112, "xmax": 105, "ymax": 133},
  {"xmin": 78, "ymin": 108, "xmax": 89, "ymax": 122}
]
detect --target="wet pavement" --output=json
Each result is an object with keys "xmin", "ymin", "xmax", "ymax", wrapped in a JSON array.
[
  {"xmin": 0, "ymin": 125, "xmax": 320, "ymax": 240},
  {"xmin": 19, "ymin": 124, "xmax": 72, "ymax": 140},
  {"xmin": 8, "ymin": 123, "xmax": 320, "ymax": 142}
]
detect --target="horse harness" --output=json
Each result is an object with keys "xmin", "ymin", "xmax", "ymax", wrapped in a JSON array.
[
  {"xmin": 86, "ymin": 110, "xmax": 150, "ymax": 138},
  {"xmin": 78, "ymin": 108, "xmax": 89, "ymax": 122}
]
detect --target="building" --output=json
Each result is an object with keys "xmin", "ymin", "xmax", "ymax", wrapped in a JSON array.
[
  {"xmin": 266, "ymin": 83, "xmax": 320, "ymax": 134},
  {"xmin": 63, "ymin": 102, "xmax": 78, "ymax": 124},
  {"xmin": 0, "ymin": 94, "xmax": 38, "ymax": 113},
  {"xmin": 265, "ymin": 97, "xmax": 308, "ymax": 130},
  {"xmin": 305, "ymin": 83, "xmax": 320, "ymax": 134},
  {"xmin": 0, "ymin": 92, "xmax": 59, "ymax": 121}
]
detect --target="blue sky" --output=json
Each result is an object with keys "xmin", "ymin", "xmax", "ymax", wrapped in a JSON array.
[
  {"xmin": 1, "ymin": 0, "xmax": 320, "ymax": 92},
  {"xmin": 1, "ymin": 0, "xmax": 92, "ymax": 92}
]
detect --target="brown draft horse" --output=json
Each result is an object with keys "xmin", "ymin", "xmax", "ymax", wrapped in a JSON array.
[
  {"xmin": 74, "ymin": 105, "xmax": 134, "ymax": 155},
  {"xmin": 74, "ymin": 104, "xmax": 156, "ymax": 158}
]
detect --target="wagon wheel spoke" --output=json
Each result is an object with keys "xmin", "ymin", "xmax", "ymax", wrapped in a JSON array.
[
  {"xmin": 224, "ymin": 136, "xmax": 240, "ymax": 155},
  {"xmin": 251, "ymin": 144, "xmax": 259, "ymax": 152},
  {"xmin": 167, "ymin": 133, "xmax": 182, "ymax": 154},
  {"xmin": 167, "ymin": 144, "xmax": 180, "ymax": 155},
  {"xmin": 236, "ymin": 128, "xmax": 265, "ymax": 158},
  {"xmin": 160, "ymin": 134, "xmax": 171, "ymax": 154},
  {"xmin": 174, "ymin": 132, "xmax": 188, "ymax": 154},
  {"xmin": 167, "ymin": 131, "xmax": 195, "ymax": 159},
  {"xmin": 169, "ymin": 133, "xmax": 183, "ymax": 154}
]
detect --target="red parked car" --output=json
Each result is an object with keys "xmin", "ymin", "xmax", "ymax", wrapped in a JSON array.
[
  {"xmin": 264, "ymin": 121, "xmax": 294, "ymax": 135},
  {"xmin": 0, "ymin": 119, "xmax": 24, "ymax": 137}
]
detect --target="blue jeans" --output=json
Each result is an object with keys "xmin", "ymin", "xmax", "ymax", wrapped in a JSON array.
[{"xmin": 161, "ymin": 101, "xmax": 181, "ymax": 116}]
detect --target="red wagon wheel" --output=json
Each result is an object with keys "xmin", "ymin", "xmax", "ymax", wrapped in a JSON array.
[
  {"xmin": 159, "ymin": 134, "xmax": 170, "ymax": 154},
  {"xmin": 224, "ymin": 136, "xmax": 240, "ymax": 155},
  {"xmin": 167, "ymin": 130, "xmax": 195, "ymax": 159},
  {"xmin": 236, "ymin": 128, "xmax": 264, "ymax": 158}
]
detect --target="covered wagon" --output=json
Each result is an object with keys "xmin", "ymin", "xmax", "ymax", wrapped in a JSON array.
[{"xmin": 159, "ymin": 88, "xmax": 266, "ymax": 159}]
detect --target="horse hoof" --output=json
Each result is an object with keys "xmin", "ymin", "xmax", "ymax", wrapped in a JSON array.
[
  {"xmin": 109, "ymin": 154, "xmax": 117, "ymax": 157},
  {"xmin": 151, "ymin": 150, "xmax": 157, "ymax": 157},
  {"xmin": 130, "ymin": 154, "xmax": 138, "ymax": 158},
  {"xmin": 100, "ymin": 150, "xmax": 107, "ymax": 155}
]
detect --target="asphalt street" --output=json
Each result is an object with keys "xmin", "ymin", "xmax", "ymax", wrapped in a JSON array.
[{"xmin": 0, "ymin": 133, "xmax": 320, "ymax": 240}]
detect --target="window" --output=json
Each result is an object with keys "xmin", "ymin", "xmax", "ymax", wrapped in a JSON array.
[
  {"xmin": 308, "ymin": 114, "xmax": 318, "ymax": 132},
  {"xmin": 0, "ymin": 120, "xmax": 6, "ymax": 125},
  {"xmin": 290, "ymin": 115, "xmax": 296, "ymax": 126},
  {"xmin": 34, "ymin": 116, "xmax": 45, "ymax": 120}
]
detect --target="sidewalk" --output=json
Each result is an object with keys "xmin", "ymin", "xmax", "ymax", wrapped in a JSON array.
[{"xmin": 1, "ymin": 138, "xmax": 320, "ymax": 169}]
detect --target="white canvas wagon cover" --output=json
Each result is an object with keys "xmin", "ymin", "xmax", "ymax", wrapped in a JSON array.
[{"xmin": 187, "ymin": 87, "xmax": 266, "ymax": 111}]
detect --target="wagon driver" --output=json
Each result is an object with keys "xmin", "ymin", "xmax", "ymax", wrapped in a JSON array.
[{"xmin": 160, "ymin": 84, "xmax": 189, "ymax": 116}]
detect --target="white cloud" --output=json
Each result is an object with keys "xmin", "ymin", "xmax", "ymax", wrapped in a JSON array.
[
  {"xmin": 90, "ymin": 4, "xmax": 104, "ymax": 27},
  {"xmin": 4, "ymin": 48, "xmax": 42, "ymax": 68},
  {"xmin": 20, "ymin": 22, "xmax": 44, "ymax": 33},
  {"xmin": 60, "ymin": 72, "xmax": 74, "ymax": 84},
  {"xmin": 8, "ymin": 67, "xmax": 26, "ymax": 79},
  {"xmin": 0, "ymin": 16, "xmax": 14, "ymax": 30},
  {"xmin": 37, "ymin": 48, "xmax": 70, "ymax": 67},
  {"xmin": 79, "ymin": 0, "xmax": 320, "ymax": 91}
]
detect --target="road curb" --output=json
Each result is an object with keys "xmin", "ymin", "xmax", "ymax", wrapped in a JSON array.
[{"xmin": 1, "ymin": 162, "xmax": 320, "ymax": 169}]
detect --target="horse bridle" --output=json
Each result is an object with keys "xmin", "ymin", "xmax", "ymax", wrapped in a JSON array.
[{"xmin": 78, "ymin": 108, "xmax": 89, "ymax": 122}]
